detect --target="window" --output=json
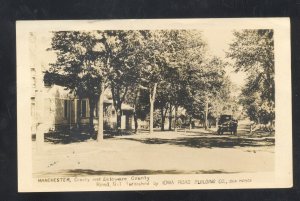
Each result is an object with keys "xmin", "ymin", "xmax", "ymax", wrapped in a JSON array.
[
  {"xmin": 81, "ymin": 100, "xmax": 87, "ymax": 117},
  {"xmin": 64, "ymin": 100, "xmax": 68, "ymax": 118}
]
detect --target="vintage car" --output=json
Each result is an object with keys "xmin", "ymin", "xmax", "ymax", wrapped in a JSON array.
[{"xmin": 217, "ymin": 115, "xmax": 238, "ymax": 135}]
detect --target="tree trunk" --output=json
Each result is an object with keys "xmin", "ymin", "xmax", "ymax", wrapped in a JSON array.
[
  {"xmin": 204, "ymin": 101, "xmax": 208, "ymax": 130},
  {"xmin": 134, "ymin": 110, "xmax": 138, "ymax": 133},
  {"xmin": 111, "ymin": 84, "xmax": 129, "ymax": 133},
  {"xmin": 116, "ymin": 107, "xmax": 122, "ymax": 131},
  {"xmin": 149, "ymin": 99, "xmax": 155, "ymax": 134},
  {"xmin": 88, "ymin": 98, "xmax": 95, "ymax": 132},
  {"xmin": 189, "ymin": 117, "xmax": 192, "ymax": 130},
  {"xmin": 160, "ymin": 106, "xmax": 165, "ymax": 131},
  {"xmin": 174, "ymin": 105, "xmax": 178, "ymax": 132},
  {"xmin": 168, "ymin": 104, "xmax": 172, "ymax": 131},
  {"xmin": 133, "ymin": 89, "xmax": 140, "ymax": 134},
  {"xmin": 69, "ymin": 100, "xmax": 72, "ymax": 131},
  {"xmin": 97, "ymin": 85, "xmax": 105, "ymax": 142},
  {"xmin": 149, "ymin": 83, "xmax": 157, "ymax": 134},
  {"xmin": 76, "ymin": 99, "xmax": 81, "ymax": 128}
]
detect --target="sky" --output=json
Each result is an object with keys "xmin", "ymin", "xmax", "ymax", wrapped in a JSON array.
[
  {"xmin": 201, "ymin": 29, "xmax": 247, "ymax": 89},
  {"xmin": 30, "ymin": 31, "xmax": 55, "ymax": 69}
]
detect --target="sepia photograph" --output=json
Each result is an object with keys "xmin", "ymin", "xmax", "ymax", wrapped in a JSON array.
[{"xmin": 17, "ymin": 19, "xmax": 292, "ymax": 192}]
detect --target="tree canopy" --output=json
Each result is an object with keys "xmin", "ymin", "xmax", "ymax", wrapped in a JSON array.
[
  {"xmin": 45, "ymin": 29, "xmax": 239, "ymax": 137},
  {"xmin": 227, "ymin": 29, "xmax": 275, "ymax": 125}
]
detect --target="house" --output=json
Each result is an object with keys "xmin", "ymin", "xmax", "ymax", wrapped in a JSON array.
[
  {"xmin": 31, "ymin": 82, "xmax": 134, "ymax": 135},
  {"xmin": 29, "ymin": 32, "xmax": 134, "ymax": 136},
  {"xmin": 31, "ymin": 67, "xmax": 134, "ymax": 136}
]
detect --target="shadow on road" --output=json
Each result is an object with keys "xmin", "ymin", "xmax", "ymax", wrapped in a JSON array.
[
  {"xmin": 122, "ymin": 136, "xmax": 275, "ymax": 149},
  {"xmin": 35, "ymin": 169, "xmax": 238, "ymax": 177},
  {"xmin": 43, "ymin": 128, "xmax": 274, "ymax": 147},
  {"xmin": 44, "ymin": 132, "xmax": 97, "ymax": 144},
  {"xmin": 44, "ymin": 130, "xmax": 131, "ymax": 144}
]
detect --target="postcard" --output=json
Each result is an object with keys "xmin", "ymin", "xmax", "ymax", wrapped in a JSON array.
[{"xmin": 17, "ymin": 18, "xmax": 292, "ymax": 192}]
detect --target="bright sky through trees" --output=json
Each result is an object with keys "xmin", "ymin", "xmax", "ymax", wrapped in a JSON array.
[{"xmin": 202, "ymin": 29, "xmax": 246, "ymax": 89}]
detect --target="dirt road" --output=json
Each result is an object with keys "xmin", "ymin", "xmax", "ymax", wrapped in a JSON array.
[{"xmin": 33, "ymin": 129, "xmax": 274, "ymax": 177}]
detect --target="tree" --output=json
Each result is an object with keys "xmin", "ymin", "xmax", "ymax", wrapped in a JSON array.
[
  {"xmin": 154, "ymin": 80, "xmax": 171, "ymax": 131},
  {"xmin": 202, "ymin": 57, "xmax": 228, "ymax": 129},
  {"xmin": 45, "ymin": 31, "xmax": 102, "ymax": 132},
  {"xmin": 227, "ymin": 29, "xmax": 275, "ymax": 126},
  {"xmin": 209, "ymin": 76, "xmax": 237, "ymax": 122},
  {"xmin": 46, "ymin": 31, "xmax": 116, "ymax": 141},
  {"xmin": 138, "ymin": 30, "xmax": 170, "ymax": 134},
  {"xmin": 153, "ymin": 30, "xmax": 208, "ymax": 132},
  {"xmin": 239, "ymin": 76, "xmax": 275, "ymax": 125},
  {"xmin": 125, "ymin": 86, "xmax": 146, "ymax": 133},
  {"xmin": 105, "ymin": 30, "xmax": 145, "ymax": 131},
  {"xmin": 180, "ymin": 56, "xmax": 227, "ymax": 129}
]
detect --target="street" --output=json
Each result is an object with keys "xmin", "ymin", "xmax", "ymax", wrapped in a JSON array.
[{"xmin": 33, "ymin": 124, "xmax": 274, "ymax": 177}]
